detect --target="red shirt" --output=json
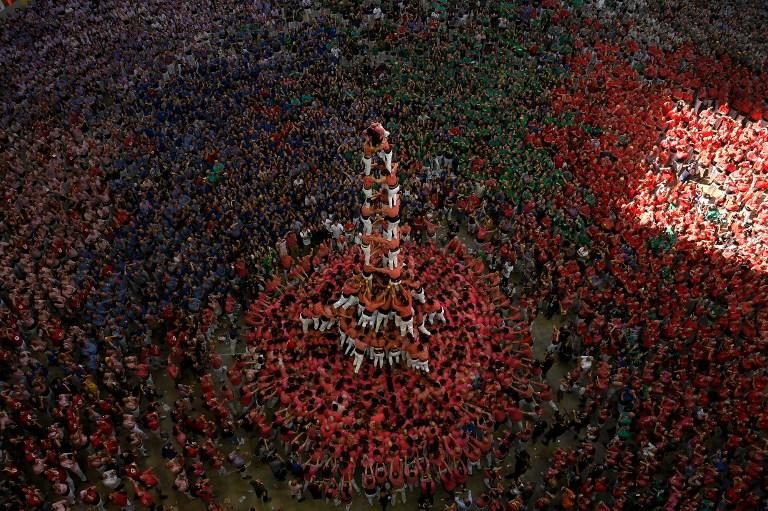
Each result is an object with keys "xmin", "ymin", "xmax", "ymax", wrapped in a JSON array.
[
  {"xmin": 440, "ymin": 471, "xmax": 456, "ymax": 492},
  {"xmin": 81, "ymin": 487, "xmax": 99, "ymax": 504},
  {"xmin": 146, "ymin": 412, "xmax": 160, "ymax": 431},
  {"xmin": 44, "ymin": 467, "xmax": 67, "ymax": 483}
]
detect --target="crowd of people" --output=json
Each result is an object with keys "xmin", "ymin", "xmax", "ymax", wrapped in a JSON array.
[
  {"xmin": 1, "ymin": 0, "xmax": 767, "ymax": 510},
  {"xmin": 638, "ymin": 101, "xmax": 768, "ymax": 269},
  {"xmin": 245, "ymin": 239, "xmax": 531, "ymax": 510}
]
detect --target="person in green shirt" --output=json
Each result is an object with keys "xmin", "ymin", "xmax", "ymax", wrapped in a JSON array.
[
  {"xmin": 617, "ymin": 411, "xmax": 634, "ymax": 441},
  {"xmin": 208, "ymin": 160, "xmax": 225, "ymax": 185}
]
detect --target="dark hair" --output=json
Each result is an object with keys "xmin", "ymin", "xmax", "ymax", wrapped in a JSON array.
[{"xmin": 366, "ymin": 127, "xmax": 382, "ymax": 146}]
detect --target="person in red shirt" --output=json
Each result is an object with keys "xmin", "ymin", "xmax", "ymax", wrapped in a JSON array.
[
  {"xmin": 79, "ymin": 486, "xmax": 103, "ymax": 510},
  {"xmin": 393, "ymin": 290, "xmax": 415, "ymax": 339},
  {"xmin": 437, "ymin": 458, "xmax": 457, "ymax": 495},
  {"xmin": 23, "ymin": 485, "xmax": 44, "ymax": 509},
  {"xmin": 357, "ymin": 288, "xmax": 385, "ymax": 332}
]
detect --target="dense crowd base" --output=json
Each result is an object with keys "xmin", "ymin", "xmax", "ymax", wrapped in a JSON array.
[{"xmin": 245, "ymin": 237, "xmax": 531, "ymax": 480}]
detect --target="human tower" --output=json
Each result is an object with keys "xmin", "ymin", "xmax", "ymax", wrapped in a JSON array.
[{"xmin": 301, "ymin": 123, "xmax": 446, "ymax": 373}]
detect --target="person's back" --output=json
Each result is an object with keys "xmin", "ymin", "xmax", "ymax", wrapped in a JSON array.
[
  {"xmin": 307, "ymin": 481, "xmax": 323, "ymax": 500},
  {"xmin": 269, "ymin": 458, "xmax": 287, "ymax": 481},
  {"xmin": 379, "ymin": 486, "xmax": 392, "ymax": 509},
  {"xmin": 561, "ymin": 487, "xmax": 576, "ymax": 510}
]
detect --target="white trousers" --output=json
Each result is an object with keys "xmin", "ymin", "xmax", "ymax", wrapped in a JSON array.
[
  {"xmin": 344, "ymin": 336, "xmax": 356, "ymax": 356},
  {"xmin": 299, "ymin": 316, "xmax": 314, "ymax": 334},
  {"xmin": 375, "ymin": 311, "xmax": 392, "ymax": 332},
  {"xmin": 384, "ymin": 224, "xmax": 399, "ymax": 240},
  {"xmin": 387, "ymin": 186, "xmax": 400, "ymax": 208},
  {"xmin": 372, "ymin": 349, "xmax": 385, "ymax": 368},
  {"xmin": 373, "ymin": 310, "xmax": 384, "ymax": 332},
  {"xmin": 362, "ymin": 218, "xmax": 372, "ymax": 235},
  {"xmin": 358, "ymin": 312, "xmax": 376, "ymax": 330},
  {"xmin": 378, "ymin": 149, "xmax": 392, "ymax": 172},
  {"xmin": 353, "ymin": 351, "xmax": 366, "ymax": 373},
  {"xmin": 331, "ymin": 294, "xmax": 352, "ymax": 311},
  {"xmin": 393, "ymin": 487, "xmax": 407, "ymax": 504},
  {"xmin": 398, "ymin": 318, "xmax": 414, "ymax": 337},
  {"xmin": 340, "ymin": 295, "xmax": 359, "ymax": 310},
  {"xmin": 387, "ymin": 249, "xmax": 399, "ymax": 269}
]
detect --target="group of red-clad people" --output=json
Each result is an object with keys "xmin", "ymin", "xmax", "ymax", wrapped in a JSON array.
[
  {"xmin": 642, "ymin": 101, "xmax": 768, "ymax": 270},
  {"xmin": 451, "ymin": 6, "xmax": 768, "ymax": 509},
  {"xmin": 231, "ymin": 117, "xmax": 541, "ymax": 510},
  {"xmin": 243, "ymin": 235, "xmax": 540, "ymax": 510}
]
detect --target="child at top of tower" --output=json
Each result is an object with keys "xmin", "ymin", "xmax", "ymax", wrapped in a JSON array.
[
  {"xmin": 363, "ymin": 123, "xmax": 390, "ymax": 155},
  {"xmin": 362, "ymin": 122, "xmax": 393, "ymax": 174}
]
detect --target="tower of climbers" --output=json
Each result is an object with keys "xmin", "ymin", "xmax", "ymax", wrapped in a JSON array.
[{"xmin": 302, "ymin": 122, "xmax": 446, "ymax": 373}]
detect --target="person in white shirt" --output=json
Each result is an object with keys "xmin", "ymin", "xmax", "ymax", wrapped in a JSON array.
[
  {"xmin": 502, "ymin": 261, "xmax": 514, "ymax": 281},
  {"xmin": 330, "ymin": 222, "xmax": 344, "ymax": 250},
  {"xmin": 410, "ymin": 286, "xmax": 426, "ymax": 304},
  {"xmin": 455, "ymin": 490, "xmax": 473, "ymax": 511},
  {"xmin": 276, "ymin": 238, "xmax": 288, "ymax": 258},
  {"xmin": 102, "ymin": 469, "xmax": 122, "ymax": 490},
  {"xmin": 300, "ymin": 228, "xmax": 311, "ymax": 248}
]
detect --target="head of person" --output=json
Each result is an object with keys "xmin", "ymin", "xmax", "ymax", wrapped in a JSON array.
[{"xmin": 365, "ymin": 127, "xmax": 382, "ymax": 146}]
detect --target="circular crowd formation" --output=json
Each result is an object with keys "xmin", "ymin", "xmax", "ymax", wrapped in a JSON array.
[{"xmin": 244, "ymin": 240, "xmax": 532, "ymax": 480}]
